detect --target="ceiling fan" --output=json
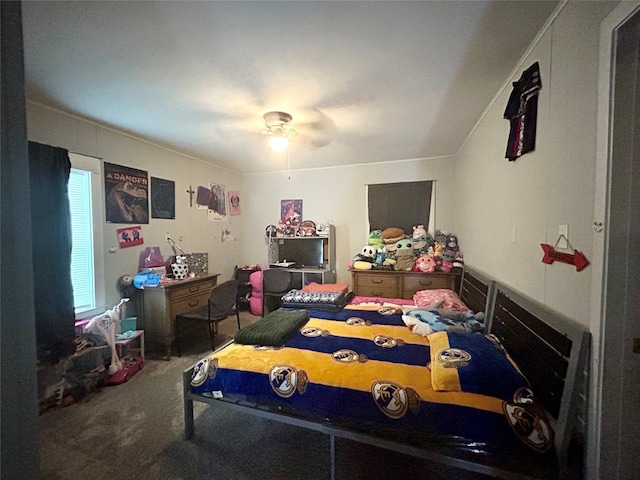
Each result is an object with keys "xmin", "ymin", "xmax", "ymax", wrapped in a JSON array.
[{"xmin": 261, "ymin": 111, "xmax": 296, "ymax": 152}]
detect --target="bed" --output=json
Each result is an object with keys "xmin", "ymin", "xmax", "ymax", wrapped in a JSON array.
[{"xmin": 183, "ymin": 267, "xmax": 589, "ymax": 479}]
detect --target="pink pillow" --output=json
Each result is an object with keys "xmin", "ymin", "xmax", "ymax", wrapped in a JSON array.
[{"xmin": 413, "ymin": 289, "xmax": 469, "ymax": 312}]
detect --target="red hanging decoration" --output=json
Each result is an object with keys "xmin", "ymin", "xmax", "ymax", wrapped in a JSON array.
[{"xmin": 540, "ymin": 235, "xmax": 589, "ymax": 272}]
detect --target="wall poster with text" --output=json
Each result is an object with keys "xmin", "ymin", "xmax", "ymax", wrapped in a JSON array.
[{"xmin": 104, "ymin": 162, "xmax": 149, "ymax": 224}]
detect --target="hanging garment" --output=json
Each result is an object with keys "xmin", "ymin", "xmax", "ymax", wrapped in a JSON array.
[{"xmin": 504, "ymin": 62, "xmax": 542, "ymax": 161}]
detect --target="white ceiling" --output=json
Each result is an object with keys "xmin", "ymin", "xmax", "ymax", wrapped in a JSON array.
[{"xmin": 22, "ymin": 1, "xmax": 560, "ymax": 174}]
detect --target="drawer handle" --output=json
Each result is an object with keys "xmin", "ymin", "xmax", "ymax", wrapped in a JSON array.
[
  {"xmin": 419, "ymin": 280, "xmax": 433, "ymax": 286},
  {"xmin": 188, "ymin": 300, "xmax": 200, "ymax": 307},
  {"xmin": 372, "ymin": 291, "xmax": 384, "ymax": 296},
  {"xmin": 371, "ymin": 279, "xmax": 384, "ymax": 284},
  {"xmin": 189, "ymin": 286, "xmax": 200, "ymax": 293}
]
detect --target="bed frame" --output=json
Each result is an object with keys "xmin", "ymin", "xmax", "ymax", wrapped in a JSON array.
[{"xmin": 183, "ymin": 267, "xmax": 590, "ymax": 479}]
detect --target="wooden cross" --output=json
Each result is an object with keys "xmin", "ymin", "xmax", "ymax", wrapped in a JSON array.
[{"xmin": 186, "ymin": 185, "xmax": 195, "ymax": 207}]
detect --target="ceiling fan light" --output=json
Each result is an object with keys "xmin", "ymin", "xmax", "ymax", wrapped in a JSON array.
[{"xmin": 268, "ymin": 135, "xmax": 289, "ymax": 152}]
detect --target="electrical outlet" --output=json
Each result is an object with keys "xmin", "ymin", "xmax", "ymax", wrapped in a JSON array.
[{"xmin": 165, "ymin": 232, "xmax": 170, "ymax": 241}]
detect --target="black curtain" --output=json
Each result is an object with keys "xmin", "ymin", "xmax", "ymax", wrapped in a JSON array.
[
  {"xmin": 368, "ymin": 181, "xmax": 433, "ymax": 235},
  {"xmin": 28, "ymin": 141, "xmax": 75, "ymax": 360}
]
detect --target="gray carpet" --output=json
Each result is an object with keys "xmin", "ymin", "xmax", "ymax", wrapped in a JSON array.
[{"xmin": 38, "ymin": 311, "xmax": 490, "ymax": 480}]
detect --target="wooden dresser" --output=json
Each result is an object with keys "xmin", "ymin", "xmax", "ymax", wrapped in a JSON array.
[
  {"xmin": 141, "ymin": 273, "xmax": 219, "ymax": 359},
  {"xmin": 350, "ymin": 268, "xmax": 461, "ymax": 300}
]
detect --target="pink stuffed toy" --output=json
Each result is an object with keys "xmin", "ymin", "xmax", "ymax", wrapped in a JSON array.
[{"xmin": 414, "ymin": 254, "xmax": 437, "ymax": 273}]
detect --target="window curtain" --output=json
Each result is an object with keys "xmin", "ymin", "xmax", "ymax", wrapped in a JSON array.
[
  {"xmin": 368, "ymin": 181, "xmax": 433, "ymax": 235},
  {"xmin": 28, "ymin": 141, "xmax": 75, "ymax": 361}
]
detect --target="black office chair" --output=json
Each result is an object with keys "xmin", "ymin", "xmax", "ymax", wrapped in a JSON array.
[
  {"xmin": 262, "ymin": 269, "xmax": 291, "ymax": 316},
  {"xmin": 175, "ymin": 279, "xmax": 240, "ymax": 356}
]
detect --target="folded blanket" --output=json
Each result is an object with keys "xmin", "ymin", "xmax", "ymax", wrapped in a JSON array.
[
  {"xmin": 234, "ymin": 309, "xmax": 310, "ymax": 346},
  {"xmin": 302, "ymin": 282, "xmax": 349, "ymax": 292}
]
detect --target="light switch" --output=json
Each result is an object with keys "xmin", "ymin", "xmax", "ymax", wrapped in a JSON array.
[{"xmin": 511, "ymin": 226, "xmax": 517, "ymax": 243}]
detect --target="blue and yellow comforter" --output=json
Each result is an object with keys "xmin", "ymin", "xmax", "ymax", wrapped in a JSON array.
[{"xmin": 190, "ymin": 306, "xmax": 554, "ymax": 456}]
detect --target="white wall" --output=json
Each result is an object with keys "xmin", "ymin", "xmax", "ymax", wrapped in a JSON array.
[
  {"xmin": 27, "ymin": 102, "xmax": 244, "ymax": 307},
  {"xmin": 454, "ymin": 1, "xmax": 616, "ymax": 325},
  {"xmin": 241, "ymin": 157, "xmax": 457, "ymax": 285}
]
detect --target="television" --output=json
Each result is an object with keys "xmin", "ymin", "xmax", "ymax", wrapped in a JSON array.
[{"xmin": 277, "ymin": 238, "xmax": 324, "ymax": 268}]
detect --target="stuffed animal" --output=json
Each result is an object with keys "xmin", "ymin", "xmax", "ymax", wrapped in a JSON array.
[
  {"xmin": 368, "ymin": 230, "xmax": 385, "ymax": 250},
  {"xmin": 402, "ymin": 309, "xmax": 485, "ymax": 336},
  {"xmin": 411, "ymin": 225, "xmax": 432, "ymax": 256},
  {"xmin": 427, "ymin": 242, "xmax": 444, "ymax": 259},
  {"xmin": 413, "ymin": 254, "xmax": 437, "ymax": 273},
  {"xmin": 392, "ymin": 239, "xmax": 415, "ymax": 271},
  {"xmin": 351, "ymin": 245, "xmax": 378, "ymax": 270},
  {"xmin": 439, "ymin": 259, "xmax": 453, "ymax": 273},
  {"xmin": 374, "ymin": 245, "xmax": 396, "ymax": 269},
  {"xmin": 381, "ymin": 227, "xmax": 406, "ymax": 245},
  {"xmin": 434, "ymin": 230, "xmax": 448, "ymax": 245}
]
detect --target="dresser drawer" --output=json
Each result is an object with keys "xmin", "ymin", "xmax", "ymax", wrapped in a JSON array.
[
  {"xmin": 169, "ymin": 291, "xmax": 210, "ymax": 317},
  {"xmin": 354, "ymin": 273, "xmax": 399, "ymax": 298},
  {"xmin": 168, "ymin": 278, "xmax": 216, "ymax": 302},
  {"xmin": 402, "ymin": 274, "xmax": 453, "ymax": 295},
  {"xmin": 355, "ymin": 273, "xmax": 399, "ymax": 289}
]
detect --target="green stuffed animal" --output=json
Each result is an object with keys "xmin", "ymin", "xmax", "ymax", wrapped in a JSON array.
[{"xmin": 392, "ymin": 239, "xmax": 416, "ymax": 271}]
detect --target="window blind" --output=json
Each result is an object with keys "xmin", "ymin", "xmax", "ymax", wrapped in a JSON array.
[{"xmin": 68, "ymin": 168, "xmax": 96, "ymax": 312}]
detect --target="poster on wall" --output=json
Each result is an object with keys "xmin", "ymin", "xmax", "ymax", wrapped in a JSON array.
[
  {"xmin": 117, "ymin": 225, "xmax": 143, "ymax": 248},
  {"xmin": 228, "ymin": 191, "xmax": 241, "ymax": 216},
  {"xmin": 280, "ymin": 199, "xmax": 302, "ymax": 224},
  {"xmin": 150, "ymin": 177, "xmax": 175, "ymax": 219},
  {"xmin": 104, "ymin": 162, "xmax": 149, "ymax": 224},
  {"xmin": 207, "ymin": 183, "xmax": 227, "ymax": 221},
  {"xmin": 196, "ymin": 185, "xmax": 210, "ymax": 210}
]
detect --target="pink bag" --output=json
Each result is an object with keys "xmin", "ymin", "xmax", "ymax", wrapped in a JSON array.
[{"xmin": 138, "ymin": 246, "xmax": 164, "ymax": 271}]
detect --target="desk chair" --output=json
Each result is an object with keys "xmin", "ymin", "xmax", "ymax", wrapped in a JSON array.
[
  {"xmin": 175, "ymin": 279, "xmax": 240, "ymax": 356},
  {"xmin": 262, "ymin": 269, "xmax": 291, "ymax": 316}
]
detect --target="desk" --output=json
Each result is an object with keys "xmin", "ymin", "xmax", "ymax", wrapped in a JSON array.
[{"xmin": 141, "ymin": 274, "xmax": 219, "ymax": 359}]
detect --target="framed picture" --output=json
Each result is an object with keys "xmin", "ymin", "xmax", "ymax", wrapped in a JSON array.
[
  {"xmin": 117, "ymin": 225, "xmax": 143, "ymax": 248},
  {"xmin": 281, "ymin": 199, "xmax": 302, "ymax": 224},
  {"xmin": 104, "ymin": 162, "xmax": 149, "ymax": 224},
  {"xmin": 150, "ymin": 177, "xmax": 175, "ymax": 219}
]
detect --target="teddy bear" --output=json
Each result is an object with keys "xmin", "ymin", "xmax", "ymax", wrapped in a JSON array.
[
  {"xmin": 392, "ymin": 238, "xmax": 415, "ymax": 271},
  {"xmin": 413, "ymin": 254, "xmax": 437, "ymax": 273}
]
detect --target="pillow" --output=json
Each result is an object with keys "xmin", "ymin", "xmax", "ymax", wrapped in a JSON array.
[
  {"xmin": 413, "ymin": 289, "xmax": 469, "ymax": 312},
  {"xmin": 429, "ymin": 331, "xmax": 529, "ymax": 402}
]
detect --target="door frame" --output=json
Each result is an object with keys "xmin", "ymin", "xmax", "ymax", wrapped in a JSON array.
[{"xmin": 590, "ymin": 1, "xmax": 640, "ymax": 478}]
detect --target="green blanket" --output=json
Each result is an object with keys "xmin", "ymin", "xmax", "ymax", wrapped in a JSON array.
[{"xmin": 234, "ymin": 309, "xmax": 310, "ymax": 346}]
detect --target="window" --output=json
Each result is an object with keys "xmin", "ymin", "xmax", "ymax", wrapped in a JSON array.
[
  {"xmin": 367, "ymin": 181, "xmax": 435, "ymax": 235},
  {"xmin": 68, "ymin": 153, "xmax": 105, "ymax": 318}
]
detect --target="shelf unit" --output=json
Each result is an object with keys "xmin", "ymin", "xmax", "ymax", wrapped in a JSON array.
[{"xmin": 268, "ymin": 224, "xmax": 336, "ymax": 287}]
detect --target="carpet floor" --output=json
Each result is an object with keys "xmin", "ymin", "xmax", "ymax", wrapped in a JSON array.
[{"xmin": 38, "ymin": 311, "xmax": 491, "ymax": 480}]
